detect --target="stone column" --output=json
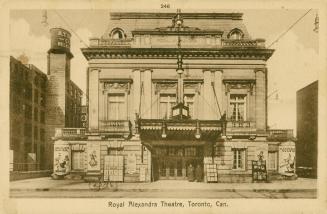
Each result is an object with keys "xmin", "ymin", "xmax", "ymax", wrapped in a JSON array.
[
  {"xmin": 255, "ymin": 68, "xmax": 266, "ymax": 132},
  {"xmin": 143, "ymin": 69, "xmax": 152, "ymax": 119},
  {"xmin": 88, "ymin": 68, "xmax": 99, "ymax": 131},
  {"xmin": 132, "ymin": 69, "xmax": 141, "ymax": 115},
  {"xmin": 203, "ymin": 70, "xmax": 212, "ymax": 119},
  {"xmin": 214, "ymin": 70, "xmax": 223, "ymax": 119}
]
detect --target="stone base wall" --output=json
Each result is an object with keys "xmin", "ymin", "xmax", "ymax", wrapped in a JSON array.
[
  {"xmin": 10, "ymin": 170, "xmax": 52, "ymax": 181},
  {"xmin": 53, "ymin": 138, "xmax": 151, "ymax": 183},
  {"xmin": 203, "ymin": 141, "xmax": 268, "ymax": 183}
]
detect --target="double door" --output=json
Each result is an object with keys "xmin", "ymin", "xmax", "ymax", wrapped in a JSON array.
[{"xmin": 153, "ymin": 146, "xmax": 203, "ymax": 180}]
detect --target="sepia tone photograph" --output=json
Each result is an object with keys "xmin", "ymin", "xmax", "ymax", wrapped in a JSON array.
[{"xmin": 1, "ymin": 0, "xmax": 327, "ymax": 213}]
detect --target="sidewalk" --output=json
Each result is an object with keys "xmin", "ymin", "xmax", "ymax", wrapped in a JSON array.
[{"xmin": 10, "ymin": 177, "xmax": 317, "ymax": 193}]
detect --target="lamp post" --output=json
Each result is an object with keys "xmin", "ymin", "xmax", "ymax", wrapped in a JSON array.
[{"xmin": 171, "ymin": 9, "xmax": 190, "ymax": 120}]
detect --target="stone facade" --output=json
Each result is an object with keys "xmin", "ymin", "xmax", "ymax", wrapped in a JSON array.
[{"xmin": 53, "ymin": 11, "xmax": 296, "ymax": 183}]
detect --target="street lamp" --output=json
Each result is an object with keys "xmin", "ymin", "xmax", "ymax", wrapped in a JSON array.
[{"xmin": 171, "ymin": 9, "xmax": 190, "ymax": 120}]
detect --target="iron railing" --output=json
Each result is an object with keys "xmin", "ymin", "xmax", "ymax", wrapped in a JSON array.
[
  {"xmin": 267, "ymin": 129, "xmax": 294, "ymax": 141},
  {"xmin": 221, "ymin": 39, "xmax": 266, "ymax": 48},
  {"xmin": 54, "ymin": 128, "xmax": 86, "ymax": 139},
  {"xmin": 89, "ymin": 38, "xmax": 133, "ymax": 47},
  {"xmin": 99, "ymin": 120, "xmax": 132, "ymax": 134}
]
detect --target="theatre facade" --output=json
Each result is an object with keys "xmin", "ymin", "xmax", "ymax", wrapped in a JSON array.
[{"xmin": 52, "ymin": 11, "xmax": 296, "ymax": 182}]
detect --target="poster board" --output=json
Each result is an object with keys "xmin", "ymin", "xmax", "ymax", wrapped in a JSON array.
[
  {"xmin": 104, "ymin": 155, "xmax": 124, "ymax": 182},
  {"xmin": 126, "ymin": 153, "xmax": 137, "ymax": 174},
  {"xmin": 53, "ymin": 142, "xmax": 71, "ymax": 175},
  {"xmin": 86, "ymin": 141, "xmax": 101, "ymax": 172},
  {"xmin": 279, "ymin": 141, "xmax": 296, "ymax": 174}
]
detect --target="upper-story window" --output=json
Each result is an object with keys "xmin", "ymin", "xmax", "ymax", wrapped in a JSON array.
[
  {"xmin": 184, "ymin": 94, "xmax": 195, "ymax": 118},
  {"xmin": 229, "ymin": 94, "xmax": 247, "ymax": 121},
  {"xmin": 107, "ymin": 94, "xmax": 126, "ymax": 120},
  {"xmin": 110, "ymin": 28, "xmax": 125, "ymax": 39},
  {"xmin": 227, "ymin": 29, "xmax": 244, "ymax": 40},
  {"xmin": 159, "ymin": 94, "xmax": 176, "ymax": 119}
]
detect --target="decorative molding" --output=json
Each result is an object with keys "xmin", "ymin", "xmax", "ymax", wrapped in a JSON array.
[
  {"xmin": 132, "ymin": 28, "xmax": 223, "ymax": 36},
  {"xmin": 110, "ymin": 12, "xmax": 243, "ymax": 20},
  {"xmin": 254, "ymin": 68, "xmax": 266, "ymax": 73},
  {"xmin": 81, "ymin": 48, "xmax": 275, "ymax": 61},
  {"xmin": 223, "ymin": 79, "xmax": 256, "ymax": 95},
  {"xmin": 102, "ymin": 82, "xmax": 131, "ymax": 94},
  {"xmin": 154, "ymin": 82, "xmax": 177, "ymax": 94}
]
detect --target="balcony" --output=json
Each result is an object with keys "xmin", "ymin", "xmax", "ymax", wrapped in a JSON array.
[
  {"xmin": 226, "ymin": 121, "xmax": 256, "ymax": 137},
  {"xmin": 221, "ymin": 39, "xmax": 266, "ymax": 48},
  {"xmin": 89, "ymin": 38, "xmax": 133, "ymax": 48},
  {"xmin": 98, "ymin": 120, "xmax": 132, "ymax": 138},
  {"xmin": 54, "ymin": 128, "xmax": 86, "ymax": 140},
  {"xmin": 138, "ymin": 119, "xmax": 224, "ymax": 141},
  {"xmin": 267, "ymin": 129, "xmax": 295, "ymax": 142}
]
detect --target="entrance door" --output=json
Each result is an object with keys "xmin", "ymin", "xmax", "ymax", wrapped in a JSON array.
[{"xmin": 154, "ymin": 146, "xmax": 203, "ymax": 180}]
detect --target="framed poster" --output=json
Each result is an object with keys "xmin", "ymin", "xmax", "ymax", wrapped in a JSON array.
[
  {"xmin": 279, "ymin": 141, "xmax": 296, "ymax": 174},
  {"xmin": 86, "ymin": 141, "xmax": 100, "ymax": 171},
  {"xmin": 53, "ymin": 142, "xmax": 71, "ymax": 175}
]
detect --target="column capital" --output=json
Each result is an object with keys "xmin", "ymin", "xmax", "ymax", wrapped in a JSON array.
[
  {"xmin": 141, "ymin": 69, "xmax": 153, "ymax": 73},
  {"xmin": 254, "ymin": 68, "xmax": 266, "ymax": 73},
  {"xmin": 90, "ymin": 68, "xmax": 100, "ymax": 72},
  {"xmin": 213, "ymin": 69, "xmax": 223, "ymax": 73},
  {"xmin": 132, "ymin": 69, "xmax": 141, "ymax": 72}
]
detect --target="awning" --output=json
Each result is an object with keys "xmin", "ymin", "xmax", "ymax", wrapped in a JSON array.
[{"xmin": 139, "ymin": 119, "xmax": 225, "ymax": 141}]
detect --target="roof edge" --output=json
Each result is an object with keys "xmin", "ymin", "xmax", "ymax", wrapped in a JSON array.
[{"xmin": 110, "ymin": 12, "xmax": 243, "ymax": 20}]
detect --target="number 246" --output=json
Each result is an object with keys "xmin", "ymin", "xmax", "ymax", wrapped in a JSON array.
[{"xmin": 161, "ymin": 3, "xmax": 170, "ymax": 8}]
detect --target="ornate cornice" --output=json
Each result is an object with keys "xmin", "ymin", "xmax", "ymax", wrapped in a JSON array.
[
  {"xmin": 132, "ymin": 28, "xmax": 223, "ymax": 36},
  {"xmin": 81, "ymin": 48, "xmax": 274, "ymax": 61},
  {"xmin": 110, "ymin": 12, "xmax": 243, "ymax": 20}
]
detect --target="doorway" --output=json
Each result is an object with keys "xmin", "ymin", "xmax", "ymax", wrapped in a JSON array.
[{"xmin": 153, "ymin": 146, "xmax": 203, "ymax": 180}]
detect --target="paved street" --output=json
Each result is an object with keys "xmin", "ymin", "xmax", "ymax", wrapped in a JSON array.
[
  {"xmin": 10, "ymin": 177, "xmax": 317, "ymax": 198},
  {"xmin": 10, "ymin": 188, "xmax": 316, "ymax": 198}
]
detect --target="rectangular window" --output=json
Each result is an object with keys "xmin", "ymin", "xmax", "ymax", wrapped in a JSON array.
[
  {"xmin": 24, "ymin": 123, "xmax": 32, "ymax": 138},
  {"xmin": 34, "ymin": 108, "xmax": 38, "ymax": 122},
  {"xmin": 185, "ymin": 147, "xmax": 196, "ymax": 156},
  {"xmin": 25, "ymin": 84, "xmax": 32, "ymax": 101},
  {"xmin": 40, "ymin": 129, "xmax": 45, "ymax": 141},
  {"xmin": 268, "ymin": 151, "xmax": 278, "ymax": 170},
  {"xmin": 184, "ymin": 94, "xmax": 195, "ymax": 118},
  {"xmin": 25, "ymin": 105, "xmax": 32, "ymax": 119},
  {"xmin": 229, "ymin": 94, "xmax": 247, "ymax": 121},
  {"xmin": 107, "ymin": 94, "xmax": 126, "ymax": 120},
  {"xmin": 40, "ymin": 93, "xmax": 46, "ymax": 107},
  {"xmin": 40, "ymin": 111, "xmax": 45, "ymax": 123},
  {"xmin": 34, "ymin": 126, "xmax": 38, "ymax": 140},
  {"xmin": 159, "ymin": 94, "xmax": 176, "ymax": 119},
  {"xmin": 72, "ymin": 151, "xmax": 84, "ymax": 170},
  {"xmin": 34, "ymin": 89, "xmax": 38, "ymax": 104},
  {"xmin": 232, "ymin": 148, "xmax": 246, "ymax": 170}
]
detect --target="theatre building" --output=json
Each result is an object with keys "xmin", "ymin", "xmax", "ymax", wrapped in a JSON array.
[{"xmin": 53, "ymin": 11, "xmax": 296, "ymax": 182}]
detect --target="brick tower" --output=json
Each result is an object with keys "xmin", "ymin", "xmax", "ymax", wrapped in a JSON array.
[{"xmin": 45, "ymin": 28, "xmax": 73, "ymax": 169}]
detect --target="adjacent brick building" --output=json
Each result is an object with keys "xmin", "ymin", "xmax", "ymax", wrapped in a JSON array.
[
  {"xmin": 10, "ymin": 27, "xmax": 83, "ymax": 178},
  {"xmin": 53, "ymin": 11, "xmax": 296, "ymax": 183},
  {"xmin": 296, "ymin": 81, "xmax": 318, "ymax": 178},
  {"xmin": 10, "ymin": 56, "xmax": 48, "ymax": 171}
]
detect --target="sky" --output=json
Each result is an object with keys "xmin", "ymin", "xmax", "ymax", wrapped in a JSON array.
[{"xmin": 9, "ymin": 9, "xmax": 319, "ymax": 133}]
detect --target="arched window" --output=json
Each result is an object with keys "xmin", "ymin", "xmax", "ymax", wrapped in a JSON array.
[
  {"xmin": 228, "ymin": 29, "xmax": 244, "ymax": 40},
  {"xmin": 110, "ymin": 28, "xmax": 125, "ymax": 39}
]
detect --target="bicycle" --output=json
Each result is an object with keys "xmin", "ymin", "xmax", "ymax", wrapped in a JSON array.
[{"xmin": 88, "ymin": 171, "xmax": 113, "ymax": 191}]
